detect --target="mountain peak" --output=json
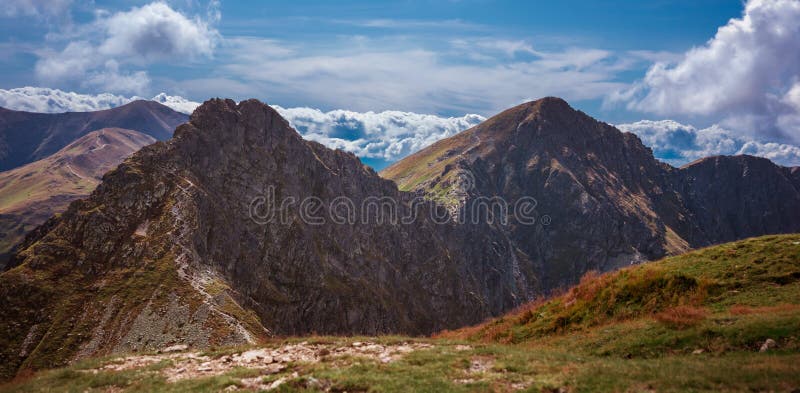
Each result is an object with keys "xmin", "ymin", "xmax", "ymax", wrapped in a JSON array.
[
  {"xmin": 527, "ymin": 96, "xmax": 571, "ymax": 111},
  {"xmin": 478, "ymin": 97, "xmax": 574, "ymax": 129},
  {"xmin": 177, "ymin": 98, "xmax": 298, "ymax": 147},
  {"xmin": 681, "ymin": 153, "xmax": 775, "ymax": 169},
  {"xmin": 505, "ymin": 96, "xmax": 574, "ymax": 118}
]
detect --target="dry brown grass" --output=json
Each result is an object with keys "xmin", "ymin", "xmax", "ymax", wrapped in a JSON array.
[
  {"xmin": 729, "ymin": 304, "xmax": 800, "ymax": 315},
  {"xmin": 564, "ymin": 270, "xmax": 606, "ymax": 305},
  {"xmin": 433, "ymin": 296, "xmax": 552, "ymax": 342},
  {"xmin": 654, "ymin": 306, "xmax": 707, "ymax": 329},
  {"xmin": 433, "ymin": 324, "xmax": 482, "ymax": 341}
]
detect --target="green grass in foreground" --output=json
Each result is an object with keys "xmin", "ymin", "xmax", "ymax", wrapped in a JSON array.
[
  {"xmin": 1, "ymin": 338, "xmax": 798, "ymax": 392},
  {"xmin": 2, "ymin": 234, "xmax": 799, "ymax": 392}
]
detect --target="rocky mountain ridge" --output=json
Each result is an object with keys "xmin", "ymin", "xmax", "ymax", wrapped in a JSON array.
[
  {"xmin": 381, "ymin": 97, "xmax": 800, "ymax": 290},
  {"xmin": 0, "ymin": 99, "xmax": 529, "ymax": 379},
  {"xmin": 1, "ymin": 97, "xmax": 799, "ymax": 380}
]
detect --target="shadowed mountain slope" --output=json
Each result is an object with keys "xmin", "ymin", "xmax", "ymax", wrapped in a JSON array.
[
  {"xmin": 675, "ymin": 155, "xmax": 800, "ymax": 244},
  {"xmin": 382, "ymin": 97, "xmax": 800, "ymax": 290}
]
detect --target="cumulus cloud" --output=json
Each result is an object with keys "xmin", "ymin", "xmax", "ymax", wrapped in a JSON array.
[
  {"xmin": 610, "ymin": 0, "xmax": 800, "ymax": 143},
  {"xmin": 0, "ymin": 87, "xmax": 133, "ymax": 112},
  {"xmin": 0, "ymin": 87, "xmax": 198, "ymax": 114},
  {"xmin": 150, "ymin": 93, "xmax": 202, "ymax": 114},
  {"xmin": 274, "ymin": 107, "xmax": 485, "ymax": 161},
  {"xmin": 97, "ymin": 2, "xmax": 217, "ymax": 62},
  {"xmin": 617, "ymin": 120, "xmax": 800, "ymax": 167},
  {"xmin": 34, "ymin": 2, "xmax": 219, "ymax": 95},
  {"xmin": 82, "ymin": 60, "xmax": 151, "ymax": 94}
]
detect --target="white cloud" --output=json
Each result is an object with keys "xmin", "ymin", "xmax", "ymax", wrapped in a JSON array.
[
  {"xmin": 150, "ymin": 93, "xmax": 202, "ymax": 114},
  {"xmin": 34, "ymin": 41, "xmax": 95, "ymax": 83},
  {"xmin": 625, "ymin": 50, "xmax": 683, "ymax": 64},
  {"xmin": 610, "ymin": 0, "xmax": 800, "ymax": 143},
  {"xmin": 617, "ymin": 119, "xmax": 800, "ymax": 167},
  {"xmin": 218, "ymin": 37, "xmax": 631, "ymax": 114},
  {"xmin": 82, "ymin": 60, "xmax": 151, "ymax": 95},
  {"xmin": 337, "ymin": 18, "xmax": 485, "ymax": 31},
  {"xmin": 206, "ymin": 0, "xmax": 221, "ymax": 24},
  {"xmin": 34, "ymin": 1, "xmax": 219, "ymax": 95},
  {"xmin": 0, "ymin": 87, "xmax": 197, "ymax": 114},
  {"xmin": 0, "ymin": 87, "xmax": 133, "ymax": 112},
  {"xmin": 274, "ymin": 106, "xmax": 485, "ymax": 160},
  {"xmin": 97, "ymin": 2, "xmax": 217, "ymax": 62},
  {"xmin": 451, "ymin": 39, "xmax": 538, "ymax": 57}
]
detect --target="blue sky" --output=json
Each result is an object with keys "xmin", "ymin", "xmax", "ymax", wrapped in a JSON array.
[
  {"xmin": 0, "ymin": 0, "xmax": 743, "ymax": 119},
  {"xmin": 1, "ymin": 0, "xmax": 800, "ymax": 169}
]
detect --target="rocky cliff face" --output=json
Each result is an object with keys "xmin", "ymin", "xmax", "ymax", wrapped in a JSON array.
[
  {"xmin": 382, "ymin": 97, "xmax": 800, "ymax": 290},
  {"xmin": 675, "ymin": 155, "xmax": 800, "ymax": 244},
  {"xmin": 0, "ymin": 99, "xmax": 527, "ymax": 379}
]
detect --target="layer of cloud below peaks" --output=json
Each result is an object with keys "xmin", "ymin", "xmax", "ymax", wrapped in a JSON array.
[
  {"xmin": 276, "ymin": 107, "xmax": 485, "ymax": 160},
  {"xmin": 1, "ymin": 87, "xmax": 798, "ymax": 167},
  {"xmin": 617, "ymin": 120, "xmax": 800, "ymax": 167},
  {"xmin": 0, "ymin": 87, "xmax": 484, "ymax": 162}
]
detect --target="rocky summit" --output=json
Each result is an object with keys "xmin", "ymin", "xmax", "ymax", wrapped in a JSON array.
[
  {"xmin": 382, "ymin": 97, "xmax": 800, "ymax": 290},
  {"xmin": 1, "ymin": 97, "xmax": 799, "ymax": 381}
]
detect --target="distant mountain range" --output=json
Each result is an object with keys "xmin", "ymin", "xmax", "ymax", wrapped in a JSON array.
[
  {"xmin": 0, "ymin": 100, "xmax": 187, "ymax": 171},
  {"xmin": 0, "ymin": 101, "xmax": 186, "ymax": 267},
  {"xmin": 0, "ymin": 128, "xmax": 156, "ymax": 266},
  {"xmin": 1, "ymin": 97, "xmax": 799, "ymax": 380}
]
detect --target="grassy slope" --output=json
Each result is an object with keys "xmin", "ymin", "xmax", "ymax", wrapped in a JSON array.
[
  {"xmin": 2, "ymin": 234, "xmax": 799, "ymax": 392},
  {"xmin": 440, "ymin": 234, "xmax": 800, "ymax": 353},
  {"xmin": 378, "ymin": 129, "xmax": 476, "ymax": 208}
]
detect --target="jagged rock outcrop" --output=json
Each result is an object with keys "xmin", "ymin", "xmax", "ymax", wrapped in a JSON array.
[
  {"xmin": 0, "ymin": 99, "xmax": 526, "ymax": 379},
  {"xmin": 382, "ymin": 97, "xmax": 800, "ymax": 290}
]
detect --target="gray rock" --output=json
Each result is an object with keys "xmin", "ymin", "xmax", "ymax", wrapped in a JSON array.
[{"xmin": 760, "ymin": 338, "xmax": 777, "ymax": 352}]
